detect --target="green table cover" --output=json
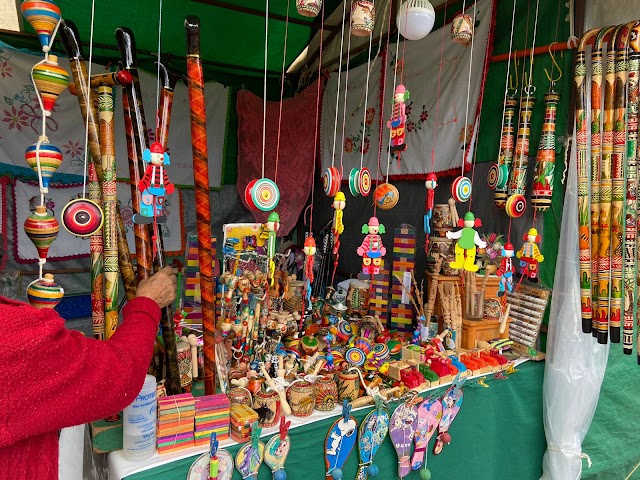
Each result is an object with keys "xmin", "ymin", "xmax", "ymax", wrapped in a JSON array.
[{"xmin": 124, "ymin": 362, "xmax": 545, "ymax": 480}]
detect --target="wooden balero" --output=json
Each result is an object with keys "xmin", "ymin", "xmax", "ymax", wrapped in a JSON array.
[
  {"xmin": 185, "ymin": 16, "xmax": 216, "ymax": 395},
  {"xmin": 115, "ymin": 27, "xmax": 181, "ymax": 394}
]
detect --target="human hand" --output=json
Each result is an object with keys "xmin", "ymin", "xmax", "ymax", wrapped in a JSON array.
[{"xmin": 136, "ymin": 266, "xmax": 177, "ymax": 308}]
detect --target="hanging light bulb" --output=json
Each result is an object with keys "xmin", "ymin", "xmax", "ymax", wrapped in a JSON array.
[{"xmin": 396, "ymin": 0, "xmax": 435, "ymax": 41}]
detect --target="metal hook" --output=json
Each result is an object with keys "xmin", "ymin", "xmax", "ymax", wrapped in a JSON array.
[
  {"xmin": 544, "ymin": 42, "xmax": 563, "ymax": 86},
  {"xmin": 509, "ymin": 55, "xmax": 519, "ymax": 92}
]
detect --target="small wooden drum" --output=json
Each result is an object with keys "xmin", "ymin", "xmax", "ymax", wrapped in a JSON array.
[
  {"xmin": 314, "ymin": 376, "xmax": 338, "ymax": 412},
  {"xmin": 176, "ymin": 341, "xmax": 193, "ymax": 393},
  {"xmin": 253, "ymin": 389, "xmax": 281, "ymax": 428},
  {"xmin": 346, "ymin": 280, "xmax": 371, "ymax": 317},
  {"xmin": 336, "ymin": 370, "xmax": 360, "ymax": 402},
  {"xmin": 227, "ymin": 387, "xmax": 252, "ymax": 407},
  {"xmin": 427, "ymin": 237, "xmax": 454, "ymax": 272},
  {"xmin": 432, "ymin": 204, "xmax": 453, "ymax": 237},
  {"xmin": 351, "ymin": 0, "xmax": 375, "ymax": 36},
  {"xmin": 287, "ymin": 380, "xmax": 315, "ymax": 417}
]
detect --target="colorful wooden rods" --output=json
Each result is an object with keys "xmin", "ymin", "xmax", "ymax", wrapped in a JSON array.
[{"xmin": 493, "ymin": 97, "xmax": 518, "ymax": 209}]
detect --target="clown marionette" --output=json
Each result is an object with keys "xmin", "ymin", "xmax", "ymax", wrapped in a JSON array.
[
  {"xmin": 496, "ymin": 242, "xmax": 515, "ymax": 296},
  {"xmin": 516, "ymin": 228, "xmax": 544, "ymax": 282},
  {"xmin": 134, "ymin": 142, "xmax": 174, "ymax": 225},
  {"xmin": 446, "ymin": 212, "xmax": 486, "ymax": 272},
  {"xmin": 266, "ymin": 212, "xmax": 280, "ymax": 285},
  {"xmin": 424, "ymin": 172, "xmax": 438, "ymax": 238},
  {"xmin": 357, "ymin": 217, "xmax": 386, "ymax": 274},
  {"xmin": 387, "ymin": 84, "xmax": 409, "ymax": 153},
  {"xmin": 303, "ymin": 236, "xmax": 316, "ymax": 284}
]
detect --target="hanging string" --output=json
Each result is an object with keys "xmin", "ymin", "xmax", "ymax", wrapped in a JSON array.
[
  {"xmin": 261, "ymin": 0, "xmax": 270, "ymax": 179},
  {"xmin": 274, "ymin": 0, "xmax": 291, "ymax": 186},
  {"xmin": 309, "ymin": 1, "xmax": 326, "ymax": 233},
  {"xmin": 331, "ymin": 0, "xmax": 349, "ymax": 167},
  {"xmin": 80, "ymin": 0, "xmax": 96, "ymax": 199},
  {"xmin": 430, "ymin": 1, "xmax": 449, "ymax": 172},
  {"xmin": 338, "ymin": 0, "xmax": 356, "ymax": 177},
  {"xmin": 460, "ymin": 0, "xmax": 478, "ymax": 180},
  {"xmin": 155, "ymin": 0, "xmax": 163, "ymax": 124},
  {"xmin": 358, "ymin": 6, "xmax": 375, "ymax": 171},
  {"xmin": 384, "ymin": 28, "xmax": 402, "ymax": 180}
]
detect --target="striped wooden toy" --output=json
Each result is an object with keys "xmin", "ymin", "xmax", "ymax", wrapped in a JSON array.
[
  {"xmin": 27, "ymin": 273, "xmax": 64, "ymax": 309},
  {"xmin": 390, "ymin": 224, "xmax": 416, "ymax": 333},
  {"xmin": 21, "ymin": 0, "xmax": 61, "ymax": 51},
  {"xmin": 367, "ymin": 262, "xmax": 389, "ymax": 322},
  {"xmin": 24, "ymin": 142, "xmax": 62, "ymax": 192},
  {"xmin": 24, "ymin": 204, "xmax": 59, "ymax": 260},
  {"xmin": 32, "ymin": 55, "xmax": 69, "ymax": 113}
]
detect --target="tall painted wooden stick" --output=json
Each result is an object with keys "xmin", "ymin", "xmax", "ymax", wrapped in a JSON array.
[
  {"xmin": 493, "ymin": 97, "xmax": 518, "ymax": 209},
  {"xmin": 185, "ymin": 16, "xmax": 216, "ymax": 395},
  {"xmin": 116, "ymin": 27, "xmax": 181, "ymax": 394},
  {"xmin": 98, "ymin": 85, "xmax": 120, "ymax": 339},
  {"xmin": 576, "ymin": 29, "xmax": 599, "ymax": 334},
  {"xmin": 531, "ymin": 90, "xmax": 560, "ymax": 212},
  {"xmin": 508, "ymin": 93, "xmax": 536, "ymax": 198},
  {"xmin": 155, "ymin": 62, "xmax": 179, "ymax": 148},
  {"xmin": 88, "ymin": 161, "xmax": 104, "ymax": 338}
]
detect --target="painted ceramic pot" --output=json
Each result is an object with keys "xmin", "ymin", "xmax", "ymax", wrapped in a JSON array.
[
  {"xmin": 346, "ymin": 280, "xmax": 371, "ymax": 317},
  {"xmin": 227, "ymin": 387, "xmax": 252, "ymax": 407},
  {"xmin": 253, "ymin": 389, "xmax": 281, "ymax": 428},
  {"xmin": 441, "ymin": 254, "xmax": 461, "ymax": 277},
  {"xmin": 336, "ymin": 370, "xmax": 360, "ymax": 402},
  {"xmin": 351, "ymin": 0, "xmax": 375, "ymax": 36},
  {"xmin": 427, "ymin": 237, "xmax": 454, "ymax": 272},
  {"xmin": 176, "ymin": 341, "xmax": 193, "ymax": 393},
  {"xmin": 287, "ymin": 380, "xmax": 315, "ymax": 417},
  {"xmin": 484, "ymin": 298, "xmax": 502, "ymax": 321},
  {"xmin": 314, "ymin": 376, "xmax": 338, "ymax": 411},
  {"xmin": 450, "ymin": 13, "xmax": 474, "ymax": 46},
  {"xmin": 296, "ymin": 0, "xmax": 322, "ymax": 17},
  {"xmin": 432, "ymin": 204, "xmax": 453, "ymax": 237}
]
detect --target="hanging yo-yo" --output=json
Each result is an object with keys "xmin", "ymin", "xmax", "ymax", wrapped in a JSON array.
[
  {"xmin": 450, "ymin": 13, "xmax": 474, "ymax": 46},
  {"xmin": 251, "ymin": 178, "xmax": 280, "ymax": 212},
  {"xmin": 244, "ymin": 179, "xmax": 259, "ymax": 211},
  {"xmin": 323, "ymin": 166, "xmax": 341, "ymax": 197},
  {"xmin": 296, "ymin": 0, "xmax": 322, "ymax": 17},
  {"xmin": 27, "ymin": 273, "xmax": 64, "ymax": 309},
  {"xmin": 359, "ymin": 167, "xmax": 371, "ymax": 196},
  {"xmin": 24, "ymin": 142, "xmax": 62, "ymax": 193},
  {"xmin": 60, "ymin": 198, "xmax": 104, "ymax": 237},
  {"xmin": 21, "ymin": 0, "xmax": 62, "ymax": 53},
  {"xmin": 373, "ymin": 183, "xmax": 399, "ymax": 210},
  {"xmin": 451, "ymin": 176, "xmax": 472, "ymax": 203},
  {"xmin": 505, "ymin": 194, "xmax": 526, "ymax": 218},
  {"xmin": 487, "ymin": 164, "xmax": 500, "ymax": 190},
  {"xmin": 348, "ymin": 167, "xmax": 361, "ymax": 197},
  {"xmin": 32, "ymin": 54, "xmax": 69, "ymax": 115},
  {"xmin": 24, "ymin": 204, "xmax": 59, "ymax": 259}
]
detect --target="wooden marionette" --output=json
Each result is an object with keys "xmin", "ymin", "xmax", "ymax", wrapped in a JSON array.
[
  {"xmin": 491, "ymin": 95, "xmax": 518, "ymax": 209},
  {"xmin": 388, "ymin": 84, "xmax": 408, "ymax": 153},
  {"xmin": 575, "ymin": 29, "xmax": 599, "ymax": 334},
  {"xmin": 135, "ymin": 141, "xmax": 174, "ymax": 224},
  {"xmin": 331, "ymin": 191, "xmax": 346, "ymax": 283},
  {"xmin": 497, "ymin": 242, "xmax": 516, "ymax": 297},
  {"xmin": 303, "ymin": 236, "xmax": 316, "ymax": 284},
  {"xmin": 357, "ymin": 217, "xmax": 387, "ymax": 275},
  {"xmin": 266, "ymin": 212, "xmax": 280, "ymax": 284},
  {"xmin": 424, "ymin": 172, "xmax": 437, "ymax": 244},
  {"xmin": 516, "ymin": 228, "xmax": 544, "ymax": 282},
  {"xmin": 445, "ymin": 212, "xmax": 486, "ymax": 272}
]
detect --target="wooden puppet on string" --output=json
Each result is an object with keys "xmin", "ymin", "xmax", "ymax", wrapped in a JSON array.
[
  {"xmin": 517, "ymin": 227, "xmax": 544, "ymax": 282},
  {"xmin": 424, "ymin": 172, "xmax": 438, "ymax": 251},
  {"xmin": 445, "ymin": 212, "xmax": 486, "ymax": 272},
  {"xmin": 357, "ymin": 217, "xmax": 387, "ymax": 275},
  {"xmin": 496, "ymin": 242, "xmax": 515, "ymax": 296},
  {"xmin": 388, "ymin": 84, "xmax": 409, "ymax": 158},
  {"xmin": 266, "ymin": 212, "xmax": 280, "ymax": 285},
  {"xmin": 331, "ymin": 191, "xmax": 346, "ymax": 283}
]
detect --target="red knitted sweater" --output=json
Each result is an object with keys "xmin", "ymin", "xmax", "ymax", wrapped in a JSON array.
[{"xmin": 0, "ymin": 295, "xmax": 160, "ymax": 479}]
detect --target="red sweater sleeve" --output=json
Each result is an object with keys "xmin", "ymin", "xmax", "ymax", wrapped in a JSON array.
[{"xmin": 0, "ymin": 296, "xmax": 160, "ymax": 448}]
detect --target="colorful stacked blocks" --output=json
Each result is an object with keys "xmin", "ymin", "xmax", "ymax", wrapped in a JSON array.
[
  {"xmin": 157, "ymin": 393, "xmax": 195, "ymax": 454},
  {"xmin": 229, "ymin": 404, "xmax": 258, "ymax": 443},
  {"xmin": 194, "ymin": 394, "xmax": 230, "ymax": 446},
  {"xmin": 390, "ymin": 224, "xmax": 416, "ymax": 333}
]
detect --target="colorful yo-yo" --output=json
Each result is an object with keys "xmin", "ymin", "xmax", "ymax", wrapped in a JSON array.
[
  {"xmin": 27, "ymin": 273, "xmax": 64, "ymax": 309},
  {"xmin": 359, "ymin": 167, "xmax": 371, "ymax": 196},
  {"xmin": 373, "ymin": 183, "xmax": 399, "ymax": 210},
  {"xmin": 251, "ymin": 178, "xmax": 280, "ymax": 212},
  {"xmin": 346, "ymin": 347, "xmax": 366, "ymax": 366},
  {"xmin": 24, "ymin": 204, "xmax": 59, "ymax": 259},
  {"xmin": 21, "ymin": 0, "xmax": 61, "ymax": 53},
  {"xmin": 25, "ymin": 142, "xmax": 62, "ymax": 193},
  {"xmin": 487, "ymin": 164, "xmax": 499, "ymax": 190},
  {"xmin": 323, "ymin": 167, "xmax": 341, "ymax": 197},
  {"xmin": 32, "ymin": 55, "xmax": 69, "ymax": 115},
  {"xmin": 451, "ymin": 176, "xmax": 472, "ymax": 203},
  {"xmin": 244, "ymin": 179, "xmax": 259, "ymax": 211},
  {"xmin": 60, "ymin": 198, "xmax": 103, "ymax": 237},
  {"xmin": 348, "ymin": 168, "xmax": 361, "ymax": 197},
  {"xmin": 505, "ymin": 194, "xmax": 526, "ymax": 218}
]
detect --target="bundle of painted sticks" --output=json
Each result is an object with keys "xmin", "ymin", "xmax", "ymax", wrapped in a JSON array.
[
  {"xmin": 157, "ymin": 393, "xmax": 195, "ymax": 454},
  {"xmin": 194, "ymin": 394, "xmax": 230, "ymax": 446}
]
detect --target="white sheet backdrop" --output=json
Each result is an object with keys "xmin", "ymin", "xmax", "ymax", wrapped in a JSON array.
[
  {"xmin": 320, "ymin": 0, "xmax": 492, "ymax": 179},
  {"xmin": 0, "ymin": 44, "xmax": 228, "ymax": 188}
]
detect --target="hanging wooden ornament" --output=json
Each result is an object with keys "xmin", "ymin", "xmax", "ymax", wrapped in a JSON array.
[
  {"xmin": 323, "ymin": 167, "xmax": 341, "ymax": 197},
  {"xmin": 266, "ymin": 212, "xmax": 280, "ymax": 283},
  {"xmin": 24, "ymin": 142, "xmax": 62, "ymax": 193},
  {"xmin": 296, "ymin": 0, "xmax": 322, "ymax": 17},
  {"xmin": 359, "ymin": 167, "xmax": 371, "ymax": 196},
  {"xmin": 497, "ymin": 242, "xmax": 516, "ymax": 296},
  {"xmin": 388, "ymin": 85, "xmax": 409, "ymax": 153},
  {"xmin": 531, "ymin": 91, "xmax": 560, "ymax": 211},
  {"xmin": 349, "ymin": 167, "xmax": 362, "ymax": 197},
  {"xmin": 492, "ymin": 97, "xmax": 518, "ymax": 208},
  {"xmin": 411, "ymin": 396, "xmax": 442, "ymax": 476},
  {"xmin": 21, "ymin": 0, "xmax": 61, "ymax": 53},
  {"xmin": 134, "ymin": 141, "xmax": 174, "ymax": 225},
  {"xmin": 24, "ymin": 204, "xmax": 59, "ymax": 259},
  {"xmin": 245, "ymin": 179, "xmax": 259, "ymax": 211},
  {"xmin": 450, "ymin": 13, "xmax": 473, "ymax": 46},
  {"xmin": 32, "ymin": 55, "xmax": 69, "ymax": 114},
  {"xmin": 373, "ymin": 183, "xmax": 399, "ymax": 210},
  {"xmin": 445, "ymin": 211, "xmax": 486, "ymax": 272},
  {"xmin": 304, "ymin": 236, "xmax": 316, "ymax": 283},
  {"xmin": 516, "ymin": 227, "xmax": 544, "ymax": 282},
  {"xmin": 505, "ymin": 193, "xmax": 526, "ymax": 218},
  {"xmin": 252, "ymin": 178, "xmax": 280, "ymax": 212},
  {"xmin": 264, "ymin": 418, "xmax": 291, "ymax": 480},
  {"xmin": 433, "ymin": 382, "xmax": 464, "ymax": 455},
  {"xmin": 60, "ymin": 198, "xmax": 103, "ymax": 237},
  {"xmin": 507, "ymin": 90, "xmax": 536, "ymax": 208},
  {"xmin": 357, "ymin": 217, "xmax": 386, "ymax": 275},
  {"xmin": 27, "ymin": 273, "xmax": 64, "ymax": 309},
  {"xmin": 351, "ymin": 0, "xmax": 375, "ymax": 37},
  {"xmin": 235, "ymin": 422, "xmax": 265, "ymax": 479},
  {"xmin": 451, "ymin": 175, "xmax": 472, "ymax": 203}
]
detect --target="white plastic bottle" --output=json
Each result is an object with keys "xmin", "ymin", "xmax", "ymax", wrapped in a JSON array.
[{"xmin": 122, "ymin": 374, "xmax": 157, "ymax": 461}]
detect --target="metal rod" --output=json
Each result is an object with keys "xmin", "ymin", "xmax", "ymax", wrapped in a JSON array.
[{"xmin": 490, "ymin": 41, "xmax": 573, "ymax": 63}]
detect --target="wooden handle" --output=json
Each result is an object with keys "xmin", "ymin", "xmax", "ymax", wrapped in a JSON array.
[{"xmin": 349, "ymin": 387, "xmax": 400, "ymax": 408}]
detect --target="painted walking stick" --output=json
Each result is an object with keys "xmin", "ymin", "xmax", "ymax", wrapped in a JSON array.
[
  {"xmin": 355, "ymin": 400, "xmax": 390, "ymax": 480},
  {"xmin": 390, "ymin": 396, "xmax": 419, "ymax": 479},
  {"xmin": 155, "ymin": 62, "xmax": 180, "ymax": 149},
  {"xmin": 411, "ymin": 396, "xmax": 442, "ymax": 478},
  {"xmin": 531, "ymin": 88, "xmax": 560, "ymax": 212},
  {"xmin": 325, "ymin": 401, "xmax": 358, "ymax": 479},
  {"xmin": 98, "ymin": 85, "xmax": 120, "ymax": 340},
  {"xmin": 185, "ymin": 16, "xmax": 216, "ymax": 394},
  {"xmin": 116, "ymin": 26, "xmax": 181, "ymax": 394},
  {"xmin": 87, "ymin": 160, "xmax": 104, "ymax": 338},
  {"xmin": 575, "ymin": 29, "xmax": 599, "ymax": 334},
  {"xmin": 492, "ymin": 96, "xmax": 518, "ymax": 209}
]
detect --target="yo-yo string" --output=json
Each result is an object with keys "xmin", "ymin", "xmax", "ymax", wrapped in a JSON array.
[
  {"xmin": 274, "ymin": 0, "xmax": 291, "ymax": 186},
  {"xmin": 497, "ymin": 0, "xmax": 518, "ymax": 166},
  {"xmin": 81, "ymin": 0, "xmax": 96, "ymax": 199},
  {"xmin": 460, "ymin": 0, "xmax": 478, "ymax": 179},
  {"xmin": 384, "ymin": 27, "xmax": 402, "ymax": 181},
  {"xmin": 358, "ymin": 6, "xmax": 375, "ymax": 172},
  {"xmin": 155, "ymin": 0, "xmax": 163, "ymax": 122},
  {"xmin": 309, "ymin": 0, "xmax": 325, "ymax": 233},
  {"xmin": 330, "ymin": 0, "xmax": 349, "ymax": 167},
  {"xmin": 338, "ymin": 0, "xmax": 355, "ymax": 177},
  {"xmin": 430, "ymin": 0, "xmax": 449, "ymax": 171},
  {"xmin": 261, "ymin": 0, "xmax": 270, "ymax": 179}
]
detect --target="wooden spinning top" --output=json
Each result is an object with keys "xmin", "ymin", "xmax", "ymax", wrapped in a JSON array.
[
  {"xmin": 27, "ymin": 273, "xmax": 64, "ymax": 309},
  {"xmin": 24, "ymin": 205, "xmax": 59, "ymax": 260}
]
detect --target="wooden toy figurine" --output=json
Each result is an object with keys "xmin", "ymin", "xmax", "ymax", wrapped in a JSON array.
[
  {"xmin": 266, "ymin": 212, "xmax": 280, "ymax": 284},
  {"xmin": 303, "ymin": 236, "xmax": 316, "ymax": 284},
  {"xmin": 516, "ymin": 228, "xmax": 544, "ymax": 282},
  {"xmin": 357, "ymin": 217, "xmax": 386, "ymax": 275},
  {"xmin": 388, "ymin": 85, "xmax": 408, "ymax": 153},
  {"xmin": 445, "ymin": 212, "xmax": 487, "ymax": 272},
  {"xmin": 134, "ymin": 141, "xmax": 174, "ymax": 225},
  {"xmin": 496, "ymin": 242, "xmax": 516, "ymax": 296},
  {"xmin": 331, "ymin": 192, "xmax": 346, "ymax": 283},
  {"xmin": 424, "ymin": 173, "xmax": 437, "ymax": 238}
]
